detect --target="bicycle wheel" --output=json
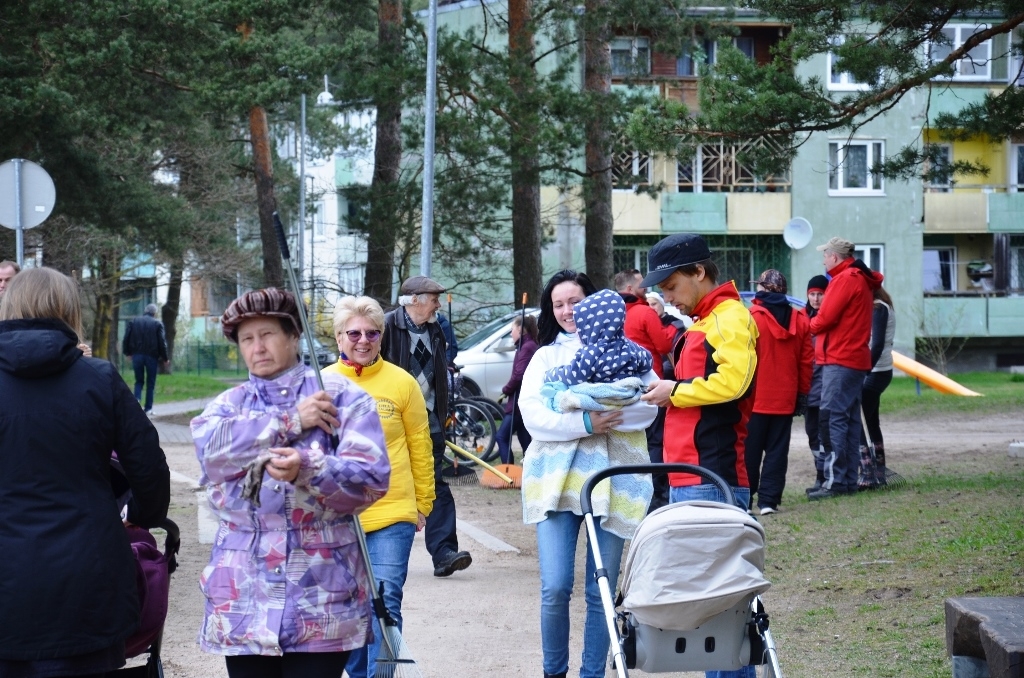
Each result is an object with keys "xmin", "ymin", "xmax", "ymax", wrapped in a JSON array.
[{"xmin": 444, "ymin": 398, "xmax": 497, "ymax": 465}]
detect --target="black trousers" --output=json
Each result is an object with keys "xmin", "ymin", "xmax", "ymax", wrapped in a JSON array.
[
  {"xmin": 426, "ymin": 431, "xmax": 459, "ymax": 565},
  {"xmin": 645, "ymin": 407, "xmax": 669, "ymax": 513},
  {"xmin": 745, "ymin": 412, "xmax": 793, "ymax": 509},
  {"xmin": 860, "ymin": 369, "xmax": 893, "ymax": 447},
  {"xmin": 225, "ymin": 652, "xmax": 351, "ymax": 678}
]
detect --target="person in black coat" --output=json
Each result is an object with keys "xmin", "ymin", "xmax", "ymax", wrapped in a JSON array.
[
  {"xmin": 0, "ymin": 267, "xmax": 170, "ymax": 677},
  {"xmin": 121, "ymin": 302, "xmax": 169, "ymax": 414}
]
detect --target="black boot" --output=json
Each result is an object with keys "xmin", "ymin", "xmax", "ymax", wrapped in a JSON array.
[
  {"xmin": 544, "ymin": 673, "xmax": 567, "ymax": 678},
  {"xmin": 874, "ymin": 444, "xmax": 887, "ymax": 486},
  {"xmin": 858, "ymin": 445, "xmax": 878, "ymax": 490}
]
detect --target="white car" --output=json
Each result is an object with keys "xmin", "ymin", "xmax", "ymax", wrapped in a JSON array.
[{"xmin": 454, "ymin": 309, "xmax": 539, "ymax": 402}]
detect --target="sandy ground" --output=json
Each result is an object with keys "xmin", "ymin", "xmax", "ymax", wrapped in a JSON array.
[{"xmin": 148, "ymin": 411, "xmax": 1022, "ymax": 677}]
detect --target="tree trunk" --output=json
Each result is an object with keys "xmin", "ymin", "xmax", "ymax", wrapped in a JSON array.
[
  {"xmin": 160, "ymin": 259, "xmax": 183, "ymax": 374},
  {"xmin": 92, "ymin": 250, "xmax": 116, "ymax": 361},
  {"xmin": 250, "ymin": 105, "xmax": 284, "ymax": 289},
  {"xmin": 509, "ymin": 0, "xmax": 543, "ymax": 308},
  {"xmin": 583, "ymin": 0, "xmax": 614, "ymax": 290},
  {"xmin": 364, "ymin": 0, "xmax": 404, "ymax": 305}
]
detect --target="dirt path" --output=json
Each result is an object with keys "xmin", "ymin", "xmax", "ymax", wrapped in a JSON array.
[{"xmin": 152, "ymin": 411, "xmax": 1022, "ymax": 677}]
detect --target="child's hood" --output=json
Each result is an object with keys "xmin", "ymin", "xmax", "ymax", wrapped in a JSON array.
[{"xmin": 573, "ymin": 289, "xmax": 626, "ymax": 346}]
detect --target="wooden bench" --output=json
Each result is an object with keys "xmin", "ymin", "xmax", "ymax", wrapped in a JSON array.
[{"xmin": 946, "ymin": 597, "xmax": 1024, "ymax": 678}]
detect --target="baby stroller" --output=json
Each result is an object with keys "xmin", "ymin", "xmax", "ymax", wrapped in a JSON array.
[
  {"xmin": 581, "ymin": 463, "xmax": 783, "ymax": 678},
  {"xmin": 110, "ymin": 457, "xmax": 181, "ymax": 678}
]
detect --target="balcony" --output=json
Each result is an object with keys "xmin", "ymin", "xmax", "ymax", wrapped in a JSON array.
[
  {"xmin": 921, "ymin": 294, "xmax": 1024, "ymax": 337},
  {"xmin": 924, "ymin": 188, "xmax": 1024, "ymax": 233}
]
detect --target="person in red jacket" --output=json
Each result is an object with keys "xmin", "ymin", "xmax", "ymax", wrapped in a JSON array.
[
  {"xmin": 615, "ymin": 268, "xmax": 677, "ymax": 511},
  {"xmin": 745, "ymin": 270, "xmax": 812, "ymax": 515},
  {"xmin": 807, "ymin": 237, "xmax": 884, "ymax": 500}
]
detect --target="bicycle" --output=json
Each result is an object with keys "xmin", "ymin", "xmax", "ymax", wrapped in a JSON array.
[{"xmin": 443, "ymin": 369, "xmax": 498, "ymax": 467}]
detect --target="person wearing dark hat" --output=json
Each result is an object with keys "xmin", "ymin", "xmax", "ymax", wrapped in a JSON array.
[
  {"xmin": 745, "ymin": 270, "xmax": 812, "ymax": 516},
  {"xmin": 122, "ymin": 302, "xmax": 169, "ymax": 415},
  {"xmin": 801, "ymin": 274, "xmax": 830, "ymax": 493},
  {"xmin": 640, "ymin": 234, "xmax": 759, "ymax": 678},
  {"xmin": 640, "ymin": 234, "xmax": 758, "ymax": 510},
  {"xmin": 807, "ymin": 237, "xmax": 884, "ymax": 500},
  {"xmin": 191, "ymin": 287, "xmax": 390, "ymax": 677},
  {"xmin": 381, "ymin": 275, "xmax": 473, "ymax": 577}
]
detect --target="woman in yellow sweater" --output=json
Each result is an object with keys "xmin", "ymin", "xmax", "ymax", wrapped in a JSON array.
[{"xmin": 323, "ymin": 296, "xmax": 435, "ymax": 678}]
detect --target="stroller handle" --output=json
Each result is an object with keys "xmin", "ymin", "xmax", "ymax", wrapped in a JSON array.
[{"xmin": 580, "ymin": 463, "xmax": 736, "ymax": 514}]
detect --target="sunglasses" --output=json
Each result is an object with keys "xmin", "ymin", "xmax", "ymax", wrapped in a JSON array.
[{"xmin": 344, "ymin": 329, "xmax": 382, "ymax": 342}]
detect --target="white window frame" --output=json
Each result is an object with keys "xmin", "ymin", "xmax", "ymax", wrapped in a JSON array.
[
  {"xmin": 312, "ymin": 201, "xmax": 326, "ymax": 239},
  {"xmin": 923, "ymin": 247, "xmax": 957, "ymax": 292},
  {"xmin": 611, "ymin": 37, "xmax": 651, "ymax": 77},
  {"xmin": 1011, "ymin": 143, "xmax": 1024, "ymax": 192},
  {"xmin": 927, "ymin": 143, "xmax": 953, "ymax": 192},
  {"xmin": 828, "ymin": 140, "xmax": 885, "ymax": 195},
  {"xmin": 613, "ymin": 150, "xmax": 652, "ymax": 191},
  {"xmin": 854, "ymin": 244, "xmax": 885, "ymax": 276},
  {"xmin": 827, "ymin": 36, "xmax": 871, "ymax": 91},
  {"xmin": 929, "ymin": 24, "xmax": 993, "ymax": 81}
]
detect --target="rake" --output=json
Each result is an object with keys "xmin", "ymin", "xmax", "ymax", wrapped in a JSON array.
[
  {"xmin": 858, "ymin": 408, "xmax": 908, "ymax": 492},
  {"xmin": 272, "ymin": 213, "xmax": 421, "ymax": 677}
]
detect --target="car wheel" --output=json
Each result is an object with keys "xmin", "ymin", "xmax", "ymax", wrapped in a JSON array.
[{"xmin": 460, "ymin": 377, "xmax": 482, "ymax": 398}]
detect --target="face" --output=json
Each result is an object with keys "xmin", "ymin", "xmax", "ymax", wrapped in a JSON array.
[
  {"xmin": 0, "ymin": 265, "xmax": 16, "ymax": 295},
  {"xmin": 408, "ymin": 293, "xmax": 441, "ymax": 324},
  {"xmin": 510, "ymin": 322, "xmax": 521, "ymax": 343},
  {"xmin": 237, "ymin": 317, "xmax": 300, "ymax": 379},
  {"xmin": 822, "ymin": 250, "xmax": 840, "ymax": 272},
  {"xmin": 550, "ymin": 281, "xmax": 586, "ymax": 334},
  {"xmin": 807, "ymin": 290, "xmax": 824, "ymax": 309},
  {"xmin": 336, "ymin": 316, "xmax": 382, "ymax": 367},
  {"xmin": 631, "ymin": 273, "xmax": 647, "ymax": 297},
  {"xmin": 647, "ymin": 297, "xmax": 664, "ymax": 315},
  {"xmin": 659, "ymin": 269, "xmax": 704, "ymax": 316}
]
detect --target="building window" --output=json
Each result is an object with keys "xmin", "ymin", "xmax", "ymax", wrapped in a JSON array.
[
  {"xmin": 854, "ymin": 244, "xmax": 884, "ymax": 275},
  {"xmin": 827, "ymin": 36, "xmax": 871, "ymax": 90},
  {"xmin": 677, "ymin": 39, "xmax": 715, "ymax": 76},
  {"xmin": 677, "ymin": 140, "xmax": 791, "ymax": 193},
  {"xmin": 613, "ymin": 150, "xmax": 651, "ymax": 190},
  {"xmin": 613, "ymin": 248, "xmax": 649, "ymax": 274},
  {"xmin": 611, "ymin": 37, "xmax": 650, "ymax": 77},
  {"xmin": 734, "ymin": 37, "xmax": 755, "ymax": 61},
  {"xmin": 929, "ymin": 24, "xmax": 992, "ymax": 80},
  {"xmin": 1011, "ymin": 243, "xmax": 1024, "ymax": 292},
  {"xmin": 926, "ymin": 144, "xmax": 953, "ymax": 192},
  {"xmin": 313, "ymin": 201, "xmax": 326, "ymax": 238},
  {"xmin": 1012, "ymin": 144, "xmax": 1024, "ymax": 191},
  {"xmin": 829, "ymin": 140, "xmax": 884, "ymax": 195},
  {"xmin": 923, "ymin": 247, "xmax": 957, "ymax": 292}
]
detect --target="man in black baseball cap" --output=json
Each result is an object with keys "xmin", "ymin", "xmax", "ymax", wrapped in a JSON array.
[{"xmin": 641, "ymin": 232, "xmax": 760, "ymax": 519}]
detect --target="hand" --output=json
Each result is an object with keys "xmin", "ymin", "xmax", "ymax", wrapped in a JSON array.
[
  {"xmin": 589, "ymin": 410, "xmax": 624, "ymax": 434},
  {"xmin": 298, "ymin": 391, "xmax": 340, "ymax": 434},
  {"xmin": 794, "ymin": 394, "xmax": 808, "ymax": 417},
  {"xmin": 416, "ymin": 512, "xmax": 426, "ymax": 532},
  {"xmin": 267, "ymin": 447, "xmax": 301, "ymax": 483},
  {"xmin": 77, "ymin": 343, "xmax": 92, "ymax": 357},
  {"xmin": 641, "ymin": 380, "xmax": 676, "ymax": 407}
]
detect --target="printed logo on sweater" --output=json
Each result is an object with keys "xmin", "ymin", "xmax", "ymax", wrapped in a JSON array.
[{"xmin": 376, "ymin": 398, "xmax": 398, "ymax": 420}]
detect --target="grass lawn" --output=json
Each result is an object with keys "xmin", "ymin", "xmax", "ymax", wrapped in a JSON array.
[
  {"xmin": 767, "ymin": 462, "xmax": 1023, "ymax": 677},
  {"xmin": 119, "ymin": 371, "xmax": 238, "ymax": 402},
  {"xmin": 881, "ymin": 372, "xmax": 1024, "ymax": 416}
]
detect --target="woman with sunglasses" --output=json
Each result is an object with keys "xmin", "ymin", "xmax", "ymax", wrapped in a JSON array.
[{"xmin": 324, "ymin": 296, "xmax": 435, "ymax": 678}]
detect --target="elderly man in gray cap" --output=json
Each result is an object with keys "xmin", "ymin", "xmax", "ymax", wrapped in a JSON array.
[
  {"xmin": 381, "ymin": 275, "xmax": 472, "ymax": 577},
  {"xmin": 122, "ymin": 302, "xmax": 169, "ymax": 415}
]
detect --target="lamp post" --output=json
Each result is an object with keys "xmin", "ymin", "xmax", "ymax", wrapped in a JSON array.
[
  {"xmin": 298, "ymin": 92, "xmax": 307, "ymax": 296},
  {"xmin": 419, "ymin": 0, "xmax": 439, "ymax": 277}
]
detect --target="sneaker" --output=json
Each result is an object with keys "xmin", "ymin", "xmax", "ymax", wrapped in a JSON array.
[
  {"xmin": 807, "ymin": 487, "xmax": 852, "ymax": 501},
  {"xmin": 759, "ymin": 506, "xmax": 778, "ymax": 515},
  {"xmin": 144, "ymin": 409, "xmax": 154, "ymax": 417},
  {"xmin": 433, "ymin": 550, "xmax": 472, "ymax": 577},
  {"xmin": 805, "ymin": 480, "xmax": 822, "ymax": 495}
]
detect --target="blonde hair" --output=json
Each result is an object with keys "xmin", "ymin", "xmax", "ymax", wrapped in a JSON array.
[
  {"xmin": 333, "ymin": 295, "xmax": 386, "ymax": 335},
  {"xmin": 0, "ymin": 267, "xmax": 83, "ymax": 341}
]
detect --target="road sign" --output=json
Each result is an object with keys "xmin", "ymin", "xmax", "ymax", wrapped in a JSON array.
[{"xmin": 0, "ymin": 159, "xmax": 57, "ymax": 267}]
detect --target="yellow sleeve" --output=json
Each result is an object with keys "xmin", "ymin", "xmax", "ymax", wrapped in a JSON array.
[
  {"xmin": 669, "ymin": 304, "xmax": 758, "ymax": 408},
  {"xmin": 402, "ymin": 379, "xmax": 435, "ymax": 517}
]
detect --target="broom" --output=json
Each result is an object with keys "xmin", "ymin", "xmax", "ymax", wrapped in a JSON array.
[{"xmin": 273, "ymin": 213, "xmax": 421, "ymax": 676}]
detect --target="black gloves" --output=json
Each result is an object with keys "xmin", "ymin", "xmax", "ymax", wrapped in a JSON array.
[{"xmin": 794, "ymin": 394, "xmax": 808, "ymax": 417}]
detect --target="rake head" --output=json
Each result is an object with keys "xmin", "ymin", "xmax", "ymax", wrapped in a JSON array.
[
  {"xmin": 374, "ymin": 624, "xmax": 423, "ymax": 678},
  {"xmin": 440, "ymin": 463, "xmax": 478, "ymax": 486}
]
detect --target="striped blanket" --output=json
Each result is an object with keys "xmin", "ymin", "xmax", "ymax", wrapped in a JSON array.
[{"xmin": 523, "ymin": 378, "xmax": 654, "ymax": 539}]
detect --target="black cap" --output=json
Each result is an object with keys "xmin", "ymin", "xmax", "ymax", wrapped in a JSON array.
[
  {"xmin": 641, "ymin": 234, "xmax": 712, "ymax": 288},
  {"xmin": 807, "ymin": 275, "xmax": 829, "ymax": 292}
]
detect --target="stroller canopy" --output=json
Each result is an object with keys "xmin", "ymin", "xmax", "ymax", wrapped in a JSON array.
[{"xmin": 621, "ymin": 500, "xmax": 771, "ymax": 631}]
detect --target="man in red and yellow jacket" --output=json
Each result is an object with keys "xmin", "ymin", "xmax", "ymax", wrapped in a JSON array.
[
  {"xmin": 807, "ymin": 237, "xmax": 884, "ymax": 500},
  {"xmin": 641, "ymin": 234, "xmax": 758, "ymax": 512},
  {"xmin": 746, "ymin": 269, "xmax": 812, "ymax": 516}
]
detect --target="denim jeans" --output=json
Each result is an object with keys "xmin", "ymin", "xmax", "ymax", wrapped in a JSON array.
[
  {"xmin": 344, "ymin": 522, "xmax": 417, "ymax": 678},
  {"xmin": 536, "ymin": 510, "xmax": 625, "ymax": 678},
  {"xmin": 669, "ymin": 485, "xmax": 755, "ymax": 678},
  {"xmin": 132, "ymin": 354, "xmax": 158, "ymax": 412},
  {"xmin": 821, "ymin": 365, "xmax": 868, "ymax": 492},
  {"xmin": 668, "ymin": 484, "xmax": 750, "ymax": 512}
]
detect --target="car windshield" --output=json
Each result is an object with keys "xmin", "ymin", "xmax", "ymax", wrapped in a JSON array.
[{"xmin": 458, "ymin": 313, "xmax": 516, "ymax": 351}]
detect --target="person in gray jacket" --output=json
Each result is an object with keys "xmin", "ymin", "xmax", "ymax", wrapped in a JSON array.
[
  {"xmin": 122, "ymin": 303, "xmax": 169, "ymax": 414},
  {"xmin": 859, "ymin": 285, "xmax": 896, "ymax": 488}
]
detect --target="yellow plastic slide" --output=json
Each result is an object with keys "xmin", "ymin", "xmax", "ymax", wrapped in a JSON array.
[{"xmin": 891, "ymin": 351, "xmax": 982, "ymax": 396}]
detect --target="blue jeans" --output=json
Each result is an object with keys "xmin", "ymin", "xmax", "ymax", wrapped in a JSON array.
[
  {"xmin": 821, "ymin": 365, "xmax": 868, "ymax": 492},
  {"xmin": 132, "ymin": 354, "xmax": 158, "ymax": 412},
  {"xmin": 669, "ymin": 485, "xmax": 755, "ymax": 678},
  {"xmin": 344, "ymin": 522, "xmax": 416, "ymax": 678},
  {"xmin": 536, "ymin": 510, "xmax": 625, "ymax": 678}
]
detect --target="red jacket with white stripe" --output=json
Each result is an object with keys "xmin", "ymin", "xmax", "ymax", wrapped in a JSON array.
[
  {"xmin": 809, "ymin": 258, "xmax": 884, "ymax": 370},
  {"xmin": 749, "ymin": 299, "xmax": 812, "ymax": 415}
]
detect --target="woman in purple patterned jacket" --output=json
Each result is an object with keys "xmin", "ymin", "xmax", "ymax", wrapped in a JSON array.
[{"xmin": 191, "ymin": 288, "xmax": 390, "ymax": 678}]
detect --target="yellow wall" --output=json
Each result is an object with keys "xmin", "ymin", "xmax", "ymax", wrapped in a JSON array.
[
  {"xmin": 924, "ymin": 130, "xmax": 1007, "ymax": 189},
  {"xmin": 726, "ymin": 193, "xmax": 791, "ymax": 233}
]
